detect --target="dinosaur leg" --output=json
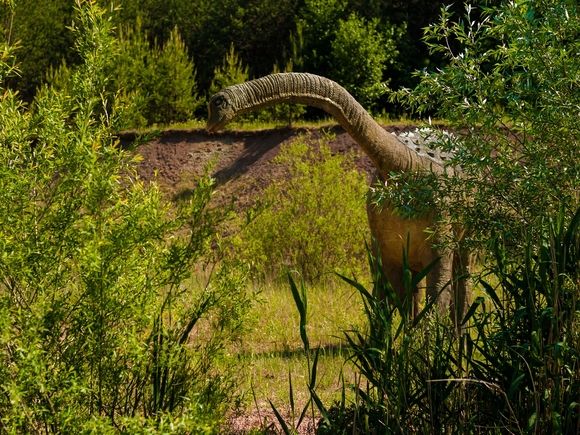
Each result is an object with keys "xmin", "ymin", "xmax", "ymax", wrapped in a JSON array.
[
  {"xmin": 373, "ymin": 262, "xmax": 404, "ymax": 300},
  {"xmin": 413, "ymin": 287, "xmax": 421, "ymax": 318},
  {"xmin": 452, "ymin": 246, "xmax": 473, "ymax": 325},
  {"xmin": 386, "ymin": 263, "xmax": 419, "ymax": 318},
  {"xmin": 426, "ymin": 249, "xmax": 454, "ymax": 314},
  {"xmin": 373, "ymin": 260, "xmax": 419, "ymax": 318}
]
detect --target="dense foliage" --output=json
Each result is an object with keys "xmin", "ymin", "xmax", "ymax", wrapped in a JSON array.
[
  {"xmin": 330, "ymin": 13, "xmax": 398, "ymax": 108},
  {"xmin": 0, "ymin": 0, "xmax": 577, "ymax": 433},
  {"xmin": 0, "ymin": 0, "xmax": 456, "ymax": 124},
  {"xmin": 0, "ymin": 2, "xmax": 251, "ymax": 432},
  {"xmin": 114, "ymin": 22, "xmax": 202, "ymax": 127},
  {"xmin": 395, "ymin": 0, "xmax": 579, "ymax": 257},
  {"xmin": 232, "ymin": 135, "xmax": 370, "ymax": 283}
]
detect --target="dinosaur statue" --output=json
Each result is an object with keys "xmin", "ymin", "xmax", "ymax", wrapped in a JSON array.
[{"xmin": 207, "ymin": 72, "xmax": 471, "ymax": 322}]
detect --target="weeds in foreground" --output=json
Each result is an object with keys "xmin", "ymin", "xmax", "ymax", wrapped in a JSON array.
[
  {"xmin": 275, "ymin": 207, "xmax": 578, "ymax": 434},
  {"xmin": 228, "ymin": 279, "xmax": 366, "ymax": 431},
  {"xmin": 0, "ymin": 3, "xmax": 252, "ymax": 432}
]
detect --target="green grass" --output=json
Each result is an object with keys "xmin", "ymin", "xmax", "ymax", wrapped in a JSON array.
[
  {"xmin": 121, "ymin": 115, "xmax": 430, "ymax": 135},
  {"xmin": 225, "ymin": 267, "xmax": 506, "ymax": 414},
  {"xmin": 227, "ymin": 279, "xmax": 367, "ymax": 412},
  {"xmin": 127, "ymin": 117, "xmax": 338, "ymax": 133}
]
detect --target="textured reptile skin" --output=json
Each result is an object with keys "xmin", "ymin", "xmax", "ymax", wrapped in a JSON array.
[{"xmin": 208, "ymin": 73, "xmax": 455, "ymax": 175}]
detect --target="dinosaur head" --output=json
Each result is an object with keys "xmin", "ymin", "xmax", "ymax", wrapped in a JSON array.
[{"xmin": 207, "ymin": 92, "xmax": 236, "ymax": 132}]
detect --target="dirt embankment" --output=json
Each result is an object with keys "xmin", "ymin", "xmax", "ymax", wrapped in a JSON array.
[{"xmin": 129, "ymin": 124, "xmax": 416, "ymax": 208}]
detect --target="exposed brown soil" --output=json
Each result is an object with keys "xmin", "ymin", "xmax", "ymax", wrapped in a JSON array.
[
  {"xmin": 226, "ymin": 408, "xmax": 319, "ymax": 435},
  {"xmin": 130, "ymin": 124, "xmax": 416, "ymax": 210}
]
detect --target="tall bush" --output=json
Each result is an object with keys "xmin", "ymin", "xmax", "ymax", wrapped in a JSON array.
[
  {"xmin": 394, "ymin": 0, "xmax": 579, "ymax": 254},
  {"xmin": 233, "ymin": 134, "xmax": 369, "ymax": 283},
  {"xmin": 297, "ymin": 0, "xmax": 347, "ymax": 77},
  {"xmin": 43, "ymin": 14, "xmax": 202, "ymax": 129},
  {"xmin": 0, "ymin": 0, "xmax": 75, "ymax": 99},
  {"xmin": 0, "ymin": 2, "xmax": 250, "ymax": 432},
  {"xmin": 330, "ymin": 13, "xmax": 399, "ymax": 108},
  {"xmin": 115, "ymin": 22, "xmax": 201, "ymax": 127}
]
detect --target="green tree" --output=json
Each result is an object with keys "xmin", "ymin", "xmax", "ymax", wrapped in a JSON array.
[
  {"xmin": 115, "ymin": 22, "xmax": 201, "ymax": 127},
  {"xmin": 209, "ymin": 43, "xmax": 249, "ymax": 96},
  {"xmin": 233, "ymin": 0, "xmax": 301, "ymax": 79},
  {"xmin": 0, "ymin": 0, "xmax": 75, "ymax": 99},
  {"xmin": 348, "ymin": 0, "xmax": 458, "ymax": 89},
  {"xmin": 147, "ymin": 25, "xmax": 200, "ymax": 124},
  {"xmin": 177, "ymin": 0, "xmax": 299, "ymax": 92},
  {"xmin": 297, "ymin": 0, "xmax": 347, "ymax": 77},
  {"xmin": 331, "ymin": 13, "xmax": 399, "ymax": 108}
]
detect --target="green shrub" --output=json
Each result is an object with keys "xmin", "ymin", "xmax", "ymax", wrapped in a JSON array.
[
  {"xmin": 42, "ymin": 13, "xmax": 202, "ymax": 130},
  {"xmin": 297, "ymin": 0, "xmax": 347, "ymax": 77},
  {"xmin": 0, "ymin": 0, "xmax": 75, "ymax": 99},
  {"xmin": 115, "ymin": 21, "xmax": 202, "ymax": 128},
  {"xmin": 314, "ymin": 252, "xmax": 456, "ymax": 433},
  {"xmin": 393, "ymin": 0, "xmax": 579, "ymax": 255},
  {"xmin": 232, "ymin": 134, "xmax": 369, "ymax": 283},
  {"xmin": 0, "ymin": 2, "xmax": 250, "ymax": 432},
  {"xmin": 330, "ymin": 13, "xmax": 399, "ymax": 108},
  {"xmin": 208, "ymin": 43, "xmax": 249, "ymax": 97}
]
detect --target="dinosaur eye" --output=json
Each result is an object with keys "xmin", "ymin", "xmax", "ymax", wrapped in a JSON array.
[{"xmin": 213, "ymin": 95, "xmax": 228, "ymax": 110}]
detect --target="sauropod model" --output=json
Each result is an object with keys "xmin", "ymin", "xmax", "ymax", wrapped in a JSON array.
[{"xmin": 207, "ymin": 72, "xmax": 470, "ymax": 322}]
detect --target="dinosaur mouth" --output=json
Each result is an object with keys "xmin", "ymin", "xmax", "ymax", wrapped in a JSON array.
[{"xmin": 206, "ymin": 102, "xmax": 230, "ymax": 132}]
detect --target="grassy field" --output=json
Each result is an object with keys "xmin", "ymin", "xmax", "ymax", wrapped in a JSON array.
[
  {"xmin": 225, "ymin": 267, "xmax": 500, "ymax": 413},
  {"xmin": 227, "ymin": 279, "xmax": 368, "ymax": 414},
  {"xmin": 124, "ymin": 114, "xmax": 420, "ymax": 134}
]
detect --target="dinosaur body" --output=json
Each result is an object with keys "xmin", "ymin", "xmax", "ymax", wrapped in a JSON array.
[{"xmin": 207, "ymin": 73, "xmax": 470, "ymax": 321}]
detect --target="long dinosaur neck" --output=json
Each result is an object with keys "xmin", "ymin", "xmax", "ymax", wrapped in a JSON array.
[{"xmin": 222, "ymin": 73, "xmax": 443, "ymax": 174}]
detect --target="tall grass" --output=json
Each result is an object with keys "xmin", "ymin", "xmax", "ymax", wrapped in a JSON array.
[
  {"xmin": 229, "ymin": 279, "xmax": 366, "ymax": 417},
  {"xmin": 282, "ymin": 207, "xmax": 578, "ymax": 433}
]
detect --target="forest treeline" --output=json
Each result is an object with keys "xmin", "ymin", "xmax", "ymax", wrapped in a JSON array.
[{"xmin": 1, "ymin": 0, "xmax": 499, "ymax": 126}]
